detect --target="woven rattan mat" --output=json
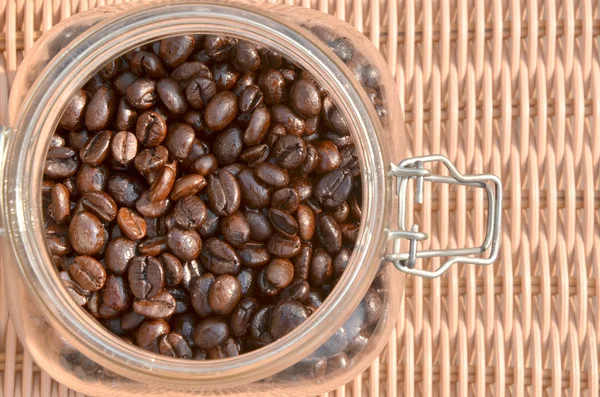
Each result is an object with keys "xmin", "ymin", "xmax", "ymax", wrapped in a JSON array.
[{"xmin": 1, "ymin": 0, "xmax": 599, "ymax": 396}]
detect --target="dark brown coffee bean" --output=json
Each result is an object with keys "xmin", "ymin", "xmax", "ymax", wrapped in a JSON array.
[
  {"xmin": 315, "ymin": 168, "xmax": 352, "ymax": 209},
  {"xmin": 135, "ymin": 111, "xmax": 167, "ymax": 147},
  {"xmin": 339, "ymin": 222, "xmax": 360, "ymax": 243},
  {"xmin": 112, "ymin": 69, "xmax": 137, "ymax": 96},
  {"xmin": 84, "ymin": 73, "xmax": 110, "ymax": 92},
  {"xmin": 172, "ymin": 61, "xmax": 212, "ymax": 83},
  {"xmin": 256, "ymin": 47, "xmax": 281, "ymax": 69},
  {"xmin": 181, "ymin": 139, "xmax": 209, "ymax": 170},
  {"xmin": 181, "ymin": 260, "xmax": 204, "ymax": 291},
  {"xmin": 145, "ymin": 216, "xmax": 168, "ymax": 238},
  {"xmin": 60, "ymin": 90, "xmax": 89, "ymax": 130},
  {"xmin": 59, "ymin": 271, "xmax": 90, "ymax": 305},
  {"xmin": 159, "ymin": 35, "xmax": 195, "ymax": 68},
  {"xmin": 269, "ymin": 300, "xmax": 309, "ymax": 340},
  {"xmin": 235, "ymin": 268, "xmax": 255, "ymax": 299},
  {"xmin": 136, "ymin": 319, "xmax": 170, "ymax": 352},
  {"xmin": 231, "ymin": 41, "xmax": 260, "ymax": 72},
  {"xmin": 159, "ymin": 333, "xmax": 192, "ymax": 359},
  {"xmin": 239, "ymin": 84, "xmax": 264, "ymax": 113},
  {"xmin": 292, "ymin": 242, "xmax": 312, "ymax": 281},
  {"xmin": 204, "ymin": 91, "xmax": 238, "ymax": 131},
  {"xmin": 317, "ymin": 215, "xmax": 342, "ymax": 254},
  {"xmin": 232, "ymin": 72, "xmax": 256, "ymax": 96},
  {"xmin": 165, "ymin": 123, "xmax": 195, "ymax": 161},
  {"xmin": 314, "ymin": 140, "xmax": 341, "ymax": 174},
  {"xmin": 210, "ymin": 126, "xmax": 243, "ymax": 167},
  {"xmin": 120, "ymin": 309, "xmax": 146, "ymax": 331},
  {"xmin": 207, "ymin": 338, "xmax": 241, "ymax": 359},
  {"xmin": 290, "ymin": 79, "xmax": 321, "ymax": 118},
  {"xmin": 167, "ymin": 287, "xmax": 190, "ymax": 314},
  {"xmin": 135, "ymin": 191, "xmax": 172, "ymax": 218},
  {"xmin": 244, "ymin": 211, "xmax": 273, "ymax": 241},
  {"xmin": 266, "ymin": 233, "xmax": 301, "ymax": 259},
  {"xmin": 85, "ymin": 88, "xmax": 117, "ymax": 131},
  {"xmin": 220, "ymin": 211, "xmax": 251, "ymax": 247},
  {"xmin": 310, "ymin": 248, "xmax": 332, "ymax": 286},
  {"xmin": 111, "ymin": 131, "xmax": 138, "ymax": 166},
  {"xmin": 130, "ymin": 51, "xmax": 165, "ymax": 78},
  {"xmin": 101, "ymin": 274, "xmax": 131, "ymax": 313},
  {"xmin": 117, "ymin": 207, "xmax": 147, "ymax": 240},
  {"xmin": 339, "ymin": 145, "xmax": 360, "ymax": 176},
  {"xmin": 148, "ymin": 161, "xmax": 176, "ymax": 202},
  {"xmin": 45, "ymin": 147, "xmax": 79, "ymax": 178},
  {"xmin": 127, "ymin": 78, "xmax": 157, "ymax": 109},
  {"xmin": 268, "ymin": 208, "xmax": 298, "ymax": 236},
  {"xmin": 254, "ymin": 163, "xmax": 289, "ymax": 188},
  {"xmin": 204, "ymin": 35, "xmax": 237, "ymax": 62},
  {"xmin": 299, "ymin": 144, "xmax": 319, "ymax": 175},
  {"xmin": 271, "ymin": 188, "xmax": 300, "ymax": 213},
  {"xmin": 273, "ymin": 134, "xmax": 307, "ymax": 170},
  {"xmin": 69, "ymin": 255, "xmax": 106, "ymax": 291},
  {"xmin": 69, "ymin": 211, "xmax": 106, "ymax": 255},
  {"xmin": 133, "ymin": 290, "xmax": 176, "ymax": 319},
  {"xmin": 266, "ymin": 258, "xmax": 294, "ymax": 289},
  {"xmin": 158, "ymin": 253, "xmax": 183, "ymax": 287},
  {"xmin": 189, "ymin": 154, "xmax": 217, "ymax": 176},
  {"xmin": 80, "ymin": 192, "xmax": 117, "ymax": 222},
  {"xmin": 333, "ymin": 248, "xmax": 352, "ymax": 277},
  {"xmin": 105, "ymin": 237, "xmax": 136, "ymax": 275},
  {"xmin": 172, "ymin": 195, "xmax": 207, "ymax": 230},
  {"xmin": 190, "ymin": 273, "xmax": 215, "ymax": 318},
  {"xmin": 280, "ymin": 68, "xmax": 297, "ymax": 82},
  {"xmin": 50, "ymin": 183, "xmax": 71, "ymax": 224},
  {"xmin": 322, "ymin": 96, "xmax": 349, "ymax": 135},
  {"xmin": 79, "ymin": 130, "xmax": 112, "ymax": 165},
  {"xmin": 184, "ymin": 77, "xmax": 216, "ymax": 109},
  {"xmin": 332, "ymin": 202, "xmax": 350, "ymax": 223},
  {"xmin": 209, "ymin": 274, "xmax": 242, "ymax": 315},
  {"xmin": 296, "ymin": 204, "xmax": 316, "ymax": 240},
  {"xmin": 157, "ymin": 78, "xmax": 187, "ymax": 115},
  {"xmin": 259, "ymin": 69, "xmax": 285, "ymax": 105},
  {"xmin": 199, "ymin": 209, "xmax": 221, "ymax": 238},
  {"xmin": 167, "ymin": 228, "xmax": 202, "ymax": 261},
  {"xmin": 237, "ymin": 169, "xmax": 271, "ymax": 209},
  {"xmin": 193, "ymin": 317, "xmax": 230, "ymax": 349},
  {"xmin": 107, "ymin": 174, "xmax": 143, "ymax": 207},
  {"xmin": 271, "ymin": 105, "xmax": 305, "ymax": 136},
  {"xmin": 206, "ymin": 170, "xmax": 241, "ymax": 216},
  {"xmin": 134, "ymin": 145, "xmax": 168, "ymax": 173},
  {"xmin": 230, "ymin": 297, "xmax": 257, "ymax": 337},
  {"xmin": 238, "ymin": 242, "xmax": 270, "ymax": 268},
  {"xmin": 280, "ymin": 280, "xmax": 310, "ymax": 302},
  {"xmin": 137, "ymin": 236, "xmax": 168, "ymax": 256},
  {"xmin": 171, "ymin": 314, "xmax": 198, "ymax": 347},
  {"xmin": 212, "ymin": 62, "xmax": 240, "ymax": 90},
  {"xmin": 128, "ymin": 256, "xmax": 165, "ymax": 299},
  {"xmin": 200, "ymin": 238, "xmax": 240, "ymax": 275},
  {"xmin": 240, "ymin": 107, "xmax": 271, "ymax": 146},
  {"xmin": 68, "ymin": 130, "xmax": 92, "ymax": 152},
  {"xmin": 362, "ymin": 288, "xmax": 382, "ymax": 325},
  {"xmin": 250, "ymin": 305, "xmax": 274, "ymax": 343}
]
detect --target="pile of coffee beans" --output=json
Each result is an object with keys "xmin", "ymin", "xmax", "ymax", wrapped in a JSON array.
[{"xmin": 43, "ymin": 34, "xmax": 372, "ymax": 361}]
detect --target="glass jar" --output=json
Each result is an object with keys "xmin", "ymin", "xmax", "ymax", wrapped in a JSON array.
[{"xmin": 0, "ymin": 1, "xmax": 502, "ymax": 396}]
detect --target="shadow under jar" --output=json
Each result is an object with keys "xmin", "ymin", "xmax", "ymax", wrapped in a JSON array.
[{"xmin": 0, "ymin": 1, "xmax": 501, "ymax": 396}]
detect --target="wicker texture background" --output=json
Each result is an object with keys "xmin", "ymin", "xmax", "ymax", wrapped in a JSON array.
[{"xmin": 1, "ymin": 0, "xmax": 599, "ymax": 396}]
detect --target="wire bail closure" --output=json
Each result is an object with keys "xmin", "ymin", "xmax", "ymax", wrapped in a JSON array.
[{"xmin": 385, "ymin": 155, "xmax": 502, "ymax": 279}]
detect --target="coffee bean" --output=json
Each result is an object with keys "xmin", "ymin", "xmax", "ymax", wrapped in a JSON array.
[
  {"xmin": 136, "ymin": 319, "xmax": 170, "ymax": 352},
  {"xmin": 69, "ymin": 212, "xmax": 106, "ymax": 255},
  {"xmin": 165, "ymin": 123, "xmax": 195, "ymax": 161},
  {"xmin": 266, "ymin": 259, "xmax": 294, "ymax": 289},
  {"xmin": 100, "ymin": 57, "xmax": 122, "ymax": 79},
  {"xmin": 59, "ymin": 271, "xmax": 90, "ymax": 306},
  {"xmin": 317, "ymin": 215, "xmax": 342, "ymax": 254},
  {"xmin": 249, "ymin": 305, "xmax": 273, "ymax": 343},
  {"xmin": 168, "ymin": 287, "xmax": 191, "ymax": 314},
  {"xmin": 206, "ymin": 170, "xmax": 241, "ymax": 216},
  {"xmin": 333, "ymin": 247, "xmax": 352, "ymax": 277},
  {"xmin": 107, "ymin": 174, "xmax": 143, "ymax": 207},
  {"xmin": 190, "ymin": 273, "xmax": 215, "ymax": 318},
  {"xmin": 172, "ymin": 195, "xmax": 207, "ymax": 230},
  {"xmin": 181, "ymin": 139, "xmax": 210, "ymax": 170},
  {"xmin": 50, "ymin": 183, "xmax": 71, "ymax": 224},
  {"xmin": 134, "ymin": 145, "xmax": 169, "ymax": 174},
  {"xmin": 159, "ymin": 36, "xmax": 195, "ymax": 68},
  {"xmin": 191, "ymin": 154, "xmax": 218, "ymax": 176},
  {"xmin": 60, "ymin": 90, "xmax": 89, "ymax": 131},
  {"xmin": 101, "ymin": 274, "xmax": 131, "ymax": 313},
  {"xmin": 184, "ymin": 77, "xmax": 216, "ymax": 109},
  {"xmin": 269, "ymin": 300, "xmax": 308, "ymax": 340},
  {"xmin": 171, "ymin": 314, "xmax": 198, "ymax": 347},
  {"xmin": 259, "ymin": 69, "xmax": 285, "ymax": 105},
  {"xmin": 244, "ymin": 211, "xmax": 273, "ymax": 241},
  {"xmin": 172, "ymin": 61, "xmax": 212, "ymax": 84},
  {"xmin": 290, "ymin": 79, "xmax": 321, "ymax": 118},
  {"xmin": 314, "ymin": 140, "xmax": 341, "ymax": 174},
  {"xmin": 212, "ymin": 62, "xmax": 240, "ymax": 91},
  {"xmin": 136, "ymin": 111, "xmax": 167, "ymax": 147},
  {"xmin": 138, "ymin": 236, "xmax": 168, "ymax": 256},
  {"xmin": 362, "ymin": 288, "xmax": 382, "ymax": 325},
  {"xmin": 113, "ymin": 69, "xmax": 137, "ymax": 96},
  {"xmin": 266, "ymin": 233, "xmax": 301, "ymax": 258},
  {"xmin": 280, "ymin": 280, "xmax": 310, "ymax": 302},
  {"xmin": 290, "ymin": 178, "xmax": 312, "ymax": 202},
  {"xmin": 204, "ymin": 35, "xmax": 237, "ymax": 62},
  {"xmin": 68, "ymin": 130, "xmax": 92, "ymax": 151},
  {"xmin": 45, "ymin": 147, "xmax": 79, "ymax": 178},
  {"xmin": 219, "ymin": 211, "xmax": 250, "ymax": 247},
  {"xmin": 322, "ymin": 96, "xmax": 349, "ymax": 135},
  {"xmin": 167, "ymin": 228, "xmax": 202, "ymax": 261},
  {"xmin": 299, "ymin": 144, "xmax": 319, "ymax": 174},
  {"xmin": 339, "ymin": 145, "xmax": 360, "ymax": 177},
  {"xmin": 135, "ymin": 191, "xmax": 172, "ymax": 218},
  {"xmin": 105, "ymin": 237, "xmax": 136, "ymax": 275},
  {"xmin": 204, "ymin": 91, "xmax": 238, "ymax": 131},
  {"xmin": 157, "ymin": 253, "xmax": 183, "ymax": 287},
  {"xmin": 148, "ymin": 161, "xmax": 176, "ymax": 202},
  {"xmin": 232, "ymin": 41, "xmax": 260, "ymax": 72},
  {"xmin": 243, "ymin": 107, "xmax": 271, "ymax": 146},
  {"xmin": 271, "ymin": 188, "xmax": 300, "ymax": 213},
  {"xmin": 273, "ymin": 135, "xmax": 307, "ymax": 170},
  {"xmin": 296, "ymin": 204, "xmax": 316, "ymax": 240},
  {"xmin": 237, "ymin": 169, "xmax": 271, "ymax": 209},
  {"xmin": 157, "ymin": 78, "xmax": 187, "ymax": 115},
  {"xmin": 314, "ymin": 168, "xmax": 352, "ymax": 208},
  {"xmin": 79, "ymin": 130, "xmax": 112, "ymax": 165},
  {"xmin": 193, "ymin": 318, "xmax": 230, "ymax": 349},
  {"xmin": 339, "ymin": 222, "xmax": 360, "ymax": 243},
  {"xmin": 310, "ymin": 248, "xmax": 332, "ymax": 286},
  {"xmin": 268, "ymin": 208, "xmax": 298, "ymax": 236},
  {"xmin": 80, "ymin": 192, "xmax": 117, "ymax": 223},
  {"xmin": 327, "ymin": 353, "xmax": 349, "ymax": 374},
  {"xmin": 230, "ymin": 297, "xmax": 257, "ymax": 337},
  {"xmin": 332, "ymin": 202, "xmax": 350, "ymax": 223},
  {"xmin": 111, "ymin": 131, "xmax": 138, "ymax": 166},
  {"xmin": 193, "ymin": 348, "xmax": 208, "ymax": 360},
  {"xmin": 271, "ymin": 105, "xmax": 305, "ymax": 136},
  {"xmin": 69, "ymin": 255, "xmax": 106, "ymax": 291},
  {"xmin": 133, "ymin": 289, "xmax": 175, "ymax": 319},
  {"xmin": 130, "ymin": 51, "xmax": 166, "ymax": 78},
  {"xmin": 127, "ymin": 78, "xmax": 157, "ymax": 109},
  {"xmin": 292, "ymin": 242, "xmax": 312, "ymax": 281},
  {"xmin": 159, "ymin": 333, "xmax": 193, "ymax": 359},
  {"xmin": 209, "ymin": 275, "xmax": 242, "ymax": 315},
  {"xmin": 200, "ymin": 238, "xmax": 240, "ymax": 275},
  {"xmin": 85, "ymin": 88, "xmax": 117, "ymax": 131},
  {"xmin": 120, "ymin": 309, "xmax": 146, "ymax": 331},
  {"xmin": 117, "ymin": 207, "xmax": 147, "ymax": 240},
  {"xmin": 199, "ymin": 209, "xmax": 221, "ymax": 238},
  {"xmin": 238, "ymin": 242, "xmax": 271, "ymax": 268},
  {"xmin": 239, "ymin": 85, "xmax": 264, "ymax": 113},
  {"xmin": 181, "ymin": 260, "xmax": 204, "ymax": 291},
  {"xmin": 254, "ymin": 162, "xmax": 288, "ymax": 188},
  {"xmin": 128, "ymin": 256, "xmax": 165, "ymax": 299}
]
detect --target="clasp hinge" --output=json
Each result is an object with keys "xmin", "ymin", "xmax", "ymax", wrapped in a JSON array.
[{"xmin": 385, "ymin": 155, "xmax": 502, "ymax": 278}]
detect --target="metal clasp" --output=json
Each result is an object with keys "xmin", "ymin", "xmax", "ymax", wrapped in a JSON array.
[{"xmin": 385, "ymin": 155, "xmax": 502, "ymax": 278}]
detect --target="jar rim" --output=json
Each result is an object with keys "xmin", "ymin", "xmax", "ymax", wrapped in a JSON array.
[{"xmin": 2, "ymin": 1, "xmax": 392, "ymax": 389}]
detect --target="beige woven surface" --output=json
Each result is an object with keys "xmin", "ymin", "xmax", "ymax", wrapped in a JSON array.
[{"xmin": 1, "ymin": 0, "xmax": 599, "ymax": 396}]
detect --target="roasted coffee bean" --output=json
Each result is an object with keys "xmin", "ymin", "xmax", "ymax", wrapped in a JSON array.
[
  {"xmin": 362, "ymin": 288, "xmax": 382, "ymax": 325},
  {"xmin": 181, "ymin": 139, "xmax": 209, "ymax": 170},
  {"xmin": 165, "ymin": 123, "xmax": 195, "ymax": 161},
  {"xmin": 146, "ymin": 216, "xmax": 167, "ymax": 238},
  {"xmin": 113, "ymin": 69, "xmax": 137, "ymax": 96},
  {"xmin": 59, "ymin": 271, "xmax": 90, "ymax": 306},
  {"xmin": 190, "ymin": 273, "xmax": 215, "ymax": 318},
  {"xmin": 333, "ymin": 248, "xmax": 352, "ymax": 277},
  {"xmin": 136, "ymin": 111, "xmax": 167, "ymax": 147},
  {"xmin": 148, "ymin": 161, "xmax": 176, "ymax": 202},
  {"xmin": 171, "ymin": 314, "xmax": 198, "ymax": 347},
  {"xmin": 136, "ymin": 319, "xmax": 170, "ymax": 352},
  {"xmin": 193, "ymin": 318, "xmax": 230, "ymax": 349},
  {"xmin": 332, "ymin": 202, "xmax": 350, "ymax": 223},
  {"xmin": 322, "ymin": 96, "xmax": 349, "ymax": 135},
  {"xmin": 117, "ymin": 207, "xmax": 147, "ymax": 240},
  {"xmin": 68, "ymin": 130, "xmax": 92, "ymax": 151},
  {"xmin": 310, "ymin": 248, "xmax": 332, "ymax": 286},
  {"xmin": 120, "ymin": 309, "xmax": 146, "ymax": 331},
  {"xmin": 271, "ymin": 187, "xmax": 300, "ymax": 213},
  {"xmin": 80, "ymin": 130, "xmax": 112, "ymax": 165},
  {"xmin": 159, "ymin": 253, "xmax": 183, "ymax": 287},
  {"xmin": 206, "ymin": 170, "xmax": 241, "ymax": 216},
  {"xmin": 339, "ymin": 145, "xmax": 360, "ymax": 176},
  {"xmin": 111, "ymin": 131, "xmax": 138, "ymax": 166},
  {"xmin": 80, "ymin": 192, "xmax": 117, "ymax": 223},
  {"xmin": 167, "ymin": 228, "xmax": 202, "ymax": 262},
  {"xmin": 239, "ymin": 84, "xmax": 264, "ymax": 113},
  {"xmin": 105, "ymin": 237, "xmax": 136, "ymax": 275},
  {"xmin": 280, "ymin": 68, "xmax": 297, "ymax": 82},
  {"xmin": 212, "ymin": 62, "xmax": 240, "ymax": 91},
  {"xmin": 290, "ymin": 178, "xmax": 312, "ymax": 202},
  {"xmin": 181, "ymin": 260, "xmax": 204, "ymax": 291},
  {"xmin": 317, "ymin": 215, "xmax": 342, "ymax": 254},
  {"xmin": 292, "ymin": 242, "xmax": 312, "ymax": 281},
  {"xmin": 201, "ymin": 238, "xmax": 240, "ymax": 275},
  {"xmin": 85, "ymin": 88, "xmax": 117, "ymax": 131},
  {"xmin": 220, "ymin": 211, "xmax": 251, "ymax": 247},
  {"xmin": 290, "ymin": 79, "xmax": 321, "ymax": 118},
  {"xmin": 157, "ymin": 78, "xmax": 187, "ymax": 115},
  {"xmin": 230, "ymin": 297, "xmax": 257, "ymax": 337},
  {"xmin": 271, "ymin": 105, "xmax": 305, "ymax": 136},
  {"xmin": 185, "ymin": 77, "xmax": 216, "ymax": 109},
  {"xmin": 265, "ymin": 258, "xmax": 294, "ymax": 289},
  {"xmin": 299, "ymin": 144, "xmax": 319, "ymax": 174},
  {"xmin": 212, "ymin": 124, "xmax": 243, "ymax": 165},
  {"xmin": 138, "ymin": 236, "xmax": 168, "ymax": 256},
  {"xmin": 314, "ymin": 168, "xmax": 352, "ymax": 208},
  {"xmin": 193, "ymin": 348, "xmax": 208, "ymax": 360},
  {"xmin": 69, "ymin": 255, "xmax": 106, "ymax": 291},
  {"xmin": 101, "ymin": 274, "xmax": 131, "ymax": 313},
  {"xmin": 250, "ymin": 305, "xmax": 274, "ymax": 343},
  {"xmin": 84, "ymin": 73, "xmax": 110, "ymax": 92},
  {"xmin": 204, "ymin": 35, "xmax": 237, "ymax": 62},
  {"xmin": 45, "ymin": 147, "xmax": 79, "ymax": 178},
  {"xmin": 268, "ymin": 208, "xmax": 298, "ymax": 236},
  {"xmin": 273, "ymin": 134, "xmax": 307, "ymax": 170},
  {"xmin": 259, "ymin": 69, "xmax": 285, "ymax": 105},
  {"xmin": 257, "ymin": 47, "xmax": 282, "ymax": 69},
  {"xmin": 243, "ymin": 107, "xmax": 271, "ymax": 146},
  {"xmin": 239, "ymin": 144, "xmax": 269, "ymax": 167},
  {"xmin": 339, "ymin": 222, "xmax": 360, "ymax": 243},
  {"xmin": 296, "ymin": 204, "xmax": 316, "ymax": 240},
  {"xmin": 130, "ymin": 51, "xmax": 166, "ymax": 78},
  {"xmin": 231, "ymin": 41, "xmax": 260, "ymax": 72},
  {"xmin": 199, "ymin": 209, "xmax": 221, "ymax": 238},
  {"xmin": 60, "ymin": 89, "xmax": 89, "ymax": 130},
  {"xmin": 232, "ymin": 72, "xmax": 256, "ymax": 96},
  {"xmin": 69, "ymin": 212, "xmax": 106, "ymax": 255},
  {"xmin": 107, "ymin": 174, "xmax": 143, "ymax": 207},
  {"xmin": 266, "ymin": 233, "xmax": 301, "ymax": 259},
  {"xmin": 128, "ymin": 256, "xmax": 165, "ymax": 299},
  {"xmin": 207, "ymin": 338, "xmax": 241, "ymax": 359},
  {"xmin": 314, "ymin": 140, "xmax": 341, "ymax": 174},
  {"xmin": 135, "ymin": 191, "xmax": 172, "ymax": 218},
  {"xmin": 327, "ymin": 353, "xmax": 349, "ymax": 373},
  {"xmin": 159, "ymin": 35, "xmax": 195, "ymax": 68},
  {"xmin": 237, "ymin": 169, "xmax": 271, "ymax": 209},
  {"xmin": 133, "ymin": 290, "xmax": 176, "ymax": 319},
  {"xmin": 208, "ymin": 275, "xmax": 241, "ymax": 315},
  {"xmin": 134, "ymin": 145, "xmax": 168, "ymax": 174},
  {"xmin": 204, "ymin": 91, "xmax": 238, "ymax": 131},
  {"xmin": 159, "ymin": 333, "xmax": 193, "ymax": 359},
  {"xmin": 254, "ymin": 162, "xmax": 288, "ymax": 188},
  {"xmin": 244, "ymin": 211, "xmax": 273, "ymax": 241},
  {"xmin": 50, "ymin": 183, "xmax": 71, "ymax": 224},
  {"xmin": 100, "ymin": 58, "xmax": 123, "ymax": 79},
  {"xmin": 191, "ymin": 154, "xmax": 218, "ymax": 176},
  {"xmin": 238, "ymin": 242, "xmax": 270, "ymax": 268},
  {"xmin": 171, "ymin": 195, "xmax": 207, "ymax": 230},
  {"xmin": 172, "ymin": 61, "xmax": 212, "ymax": 83},
  {"xmin": 269, "ymin": 299, "xmax": 308, "ymax": 340},
  {"xmin": 167, "ymin": 287, "xmax": 191, "ymax": 314},
  {"xmin": 280, "ymin": 280, "xmax": 310, "ymax": 302},
  {"xmin": 127, "ymin": 78, "xmax": 157, "ymax": 109}
]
